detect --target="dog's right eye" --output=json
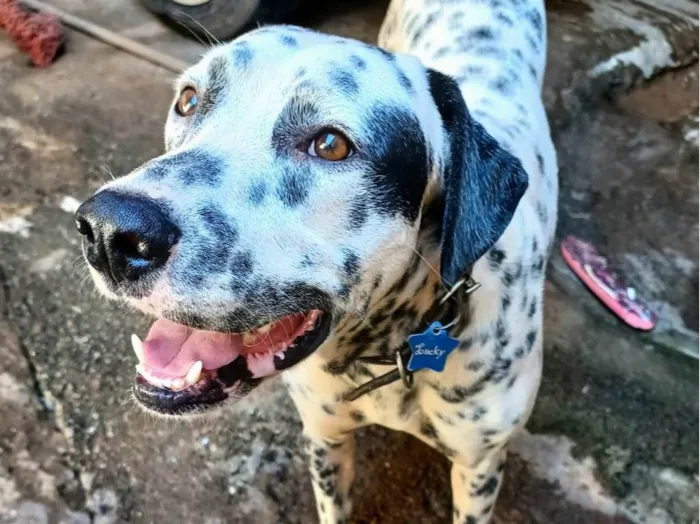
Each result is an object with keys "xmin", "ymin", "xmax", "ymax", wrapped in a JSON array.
[{"xmin": 175, "ymin": 87, "xmax": 198, "ymax": 117}]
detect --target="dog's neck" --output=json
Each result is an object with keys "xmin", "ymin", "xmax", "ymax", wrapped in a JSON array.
[{"xmin": 320, "ymin": 195, "xmax": 467, "ymax": 377}]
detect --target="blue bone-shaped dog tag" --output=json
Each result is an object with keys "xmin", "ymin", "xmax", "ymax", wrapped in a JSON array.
[{"xmin": 407, "ymin": 322, "xmax": 460, "ymax": 372}]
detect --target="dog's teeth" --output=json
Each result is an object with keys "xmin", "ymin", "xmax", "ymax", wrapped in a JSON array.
[
  {"xmin": 275, "ymin": 351, "xmax": 285, "ymax": 360},
  {"xmin": 135, "ymin": 363, "xmax": 145, "ymax": 375},
  {"xmin": 171, "ymin": 378, "xmax": 185, "ymax": 390},
  {"xmin": 185, "ymin": 361, "xmax": 203, "ymax": 385},
  {"xmin": 256, "ymin": 324, "xmax": 271, "ymax": 335},
  {"xmin": 131, "ymin": 334, "xmax": 145, "ymax": 363}
]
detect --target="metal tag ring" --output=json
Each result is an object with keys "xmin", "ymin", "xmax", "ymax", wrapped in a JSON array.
[{"xmin": 396, "ymin": 351, "xmax": 413, "ymax": 389}]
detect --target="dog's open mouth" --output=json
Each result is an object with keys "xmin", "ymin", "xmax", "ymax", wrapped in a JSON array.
[{"xmin": 132, "ymin": 310, "xmax": 331, "ymax": 415}]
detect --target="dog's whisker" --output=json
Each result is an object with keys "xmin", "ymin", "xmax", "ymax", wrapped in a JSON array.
[
  {"xmin": 174, "ymin": 10, "xmax": 221, "ymax": 46},
  {"xmin": 174, "ymin": 19, "xmax": 213, "ymax": 49}
]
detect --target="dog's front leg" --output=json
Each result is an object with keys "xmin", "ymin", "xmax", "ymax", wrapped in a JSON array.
[
  {"xmin": 304, "ymin": 432, "xmax": 356, "ymax": 524},
  {"xmin": 451, "ymin": 449, "xmax": 507, "ymax": 524}
]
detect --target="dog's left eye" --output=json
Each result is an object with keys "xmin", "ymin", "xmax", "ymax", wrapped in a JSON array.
[
  {"xmin": 175, "ymin": 87, "xmax": 198, "ymax": 117},
  {"xmin": 307, "ymin": 130, "xmax": 354, "ymax": 161}
]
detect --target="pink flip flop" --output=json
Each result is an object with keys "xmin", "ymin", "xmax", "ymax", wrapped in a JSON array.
[{"xmin": 560, "ymin": 236, "xmax": 656, "ymax": 331}]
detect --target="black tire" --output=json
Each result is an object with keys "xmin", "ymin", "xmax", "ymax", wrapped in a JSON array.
[{"xmin": 140, "ymin": 0, "xmax": 300, "ymax": 42}]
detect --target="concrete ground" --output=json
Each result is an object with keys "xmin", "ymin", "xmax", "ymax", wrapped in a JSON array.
[{"xmin": 0, "ymin": 1, "xmax": 697, "ymax": 523}]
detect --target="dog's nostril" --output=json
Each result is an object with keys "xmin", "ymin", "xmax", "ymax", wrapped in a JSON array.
[
  {"xmin": 75, "ymin": 218, "xmax": 95, "ymax": 244},
  {"xmin": 113, "ymin": 233, "xmax": 147, "ymax": 260}
]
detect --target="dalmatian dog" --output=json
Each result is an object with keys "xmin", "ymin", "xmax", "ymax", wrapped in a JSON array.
[{"xmin": 74, "ymin": 0, "xmax": 557, "ymax": 521}]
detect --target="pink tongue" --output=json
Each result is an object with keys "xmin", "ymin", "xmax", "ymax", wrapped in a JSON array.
[{"xmin": 141, "ymin": 318, "xmax": 242, "ymax": 377}]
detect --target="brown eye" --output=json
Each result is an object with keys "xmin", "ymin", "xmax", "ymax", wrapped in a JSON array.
[
  {"xmin": 308, "ymin": 130, "xmax": 353, "ymax": 161},
  {"xmin": 175, "ymin": 87, "xmax": 198, "ymax": 117}
]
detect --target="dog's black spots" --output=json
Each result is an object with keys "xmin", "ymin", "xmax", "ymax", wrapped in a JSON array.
[
  {"xmin": 319, "ymin": 463, "xmax": 339, "ymax": 480},
  {"xmin": 330, "ymin": 69, "xmax": 359, "ymax": 96},
  {"xmin": 433, "ymin": 46, "xmax": 452, "ymax": 60},
  {"xmin": 468, "ymin": 26, "xmax": 497, "ymax": 41},
  {"xmin": 475, "ymin": 46, "xmax": 507, "ymax": 59},
  {"xmin": 398, "ymin": 70, "xmax": 414, "ymax": 94},
  {"xmin": 525, "ymin": 8, "xmax": 544, "ymax": 42},
  {"xmin": 531, "ymin": 237, "xmax": 539, "ymax": 253},
  {"xmin": 468, "ymin": 360, "xmax": 484, "ymax": 372},
  {"xmin": 280, "ymin": 34, "xmax": 298, "ymax": 47},
  {"xmin": 458, "ymin": 338, "xmax": 474, "ymax": 352},
  {"xmin": 199, "ymin": 56, "xmax": 229, "ymax": 116},
  {"xmin": 528, "ymin": 299, "xmax": 538, "ymax": 318},
  {"xmin": 528, "ymin": 62, "xmax": 538, "ymax": 80},
  {"xmin": 482, "ymin": 504, "xmax": 494, "ymax": 517},
  {"xmin": 525, "ymin": 330, "xmax": 537, "ymax": 354},
  {"xmin": 300, "ymin": 251, "xmax": 319, "ymax": 269},
  {"xmin": 519, "ymin": 293, "xmax": 528, "ymax": 312},
  {"xmin": 532, "ymin": 255, "xmax": 545, "ymax": 274},
  {"xmin": 399, "ymin": 388, "xmax": 418, "ymax": 419},
  {"xmin": 349, "ymin": 54, "xmax": 367, "ymax": 70},
  {"xmin": 501, "ymin": 270, "xmax": 515, "ymax": 288},
  {"xmin": 488, "ymin": 248, "xmax": 506, "ymax": 269},
  {"xmin": 369, "ymin": 308, "xmax": 389, "ymax": 327},
  {"xmin": 514, "ymin": 345, "xmax": 525, "ymax": 359},
  {"xmin": 462, "ymin": 65, "xmax": 487, "ymax": 79},
  {"xmin": 501, "ymin": 294, "xmax": 512, "ymax": 311},
  {"xmin": 149, "ymin": 150, "xmax": 224, "ymax": 186},
  {"xmin": 322, "ymin": 404, "xmax": 335, "ymax": 415},
  {"xmin": 479, "ymin": 331, "xmax": 491, "ymax": 346},
  {"xmin": 247, "ymin": 180, "xmax": 267, "ymax": 206},
  {"xmin": 342, "ymin": 250, "xmax": 361, "ymax": 282},
  {"xmin": 472, "ymin": 405, "xmax": 487, "ymax": 422},
  {"xmin": 435, "ymin": 440, "xmax": 457, "ymax": 459},
  {"xmin": 448, "ymin": 13, "xmax": 466, "ymax": 32},
  {"xmin": 506, "ymin": 375, "xmax": 518, "ymax": 389},
  {"xmin": 185, "ymin": 241, "xmax": 229, "ymax": 286},
  {"xmin": 295, "ymin": 67, "xmax": 307, "ymax": 79},
  {"xmin": 536, "ymin": 151, "xmax": 545, "ymax": 174},
  {"xmin": 347, "ymin": 197, "xmax": 369, "ymax": 230},
  {"xmin": 491, "ymin": 357, "xmax": 512, "ymax": 384},
  {"xmin": 536, "ymin": 202, "xmax": 548, "ymax": 223},
  {"xmin": 512, "ymin": 417, "xmax": 521, "ymax": 426},
  {"xmin": 497, "ymin": 461, "xmax": 506, "ymax": 473},
  {"xmin": 435, "ymin": 411, "xmax": 455, "ymax": 426},
  {"xmin": 183, "ymin": 154, "xmax": 224, "ymax": 186},
  {"xmin": 420, "ymin": 419, "xmax": 438, "ymax": 440},
  {"xmin": 337, "ymin": 280, "xmax": 351, "ymax": 300},
  {"xmin": 362, "ymin": 104, "xmax": 429, "ymax": 222},
  {"xmin": 350, "ymin": 410, "xmax": 365, "ymax": 423},
  {"xmin": 476, "ymin": 476, "xmax": 499, "ymax": 497},
  {"xmin": 410, "ymin": 11, "xmax": 438, "ymax": 47},
  {"xmin": 490, "ymin": 75, "xmax": 515, "ymax": 96},
  {"xmin": 232, "ymin": 42, "xmax": 254, "ymax": 69},
  {"xmin": 230, "ymin": 250, "xmax": 253, "ymax": 277},
  {"xmin": 496, "ymin": 11, "xmax": 514, "ymax": 26},
  {"xmin": 481, "ymin": 428, "xmax": 498, "ymax": 437},
  {"xmin": 277, "ymin": 166, "xmax": 313, "ymax": 207},
  {"xmin": 271, "ymin": 95, "xmax": 322, "ymax": 154},
  {"xmin": 376, "ymin": 47, "xmax": 396, "ymax": 63},
  {"xmin": 438, "ymin": 381, "xmax": 485, "ymax": 403},
  {"xmin": 199, "ymin": 204, "xmax": 238, "ymax": 244},
  {"xmin": 493, "ymin": 316, "xmax": 507, "ymax": 342}
]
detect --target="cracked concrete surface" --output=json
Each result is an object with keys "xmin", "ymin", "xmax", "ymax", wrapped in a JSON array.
[{"xmin": 0, "ymin": 0, "xmax": 697, "ymax": 523}]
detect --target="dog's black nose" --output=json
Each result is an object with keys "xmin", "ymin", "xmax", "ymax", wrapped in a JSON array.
[{"xmin": 75, "ymin": 190, "xmax": 180, "ymax": 284}]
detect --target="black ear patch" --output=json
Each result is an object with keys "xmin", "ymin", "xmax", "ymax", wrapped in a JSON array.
[{"xmin": 427, "ymin": 69, "xmax": 528, "ymax": 284}]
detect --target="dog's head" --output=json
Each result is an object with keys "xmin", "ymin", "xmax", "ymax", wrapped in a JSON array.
[{"xmin": 75, "ymin": 27, "xmax": 527, "ymax": 416}]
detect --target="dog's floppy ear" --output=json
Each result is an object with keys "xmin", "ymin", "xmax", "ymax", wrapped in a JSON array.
[{"xmin": 426, "ymin": 69, "xmax": 528, "ymax": 284}]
